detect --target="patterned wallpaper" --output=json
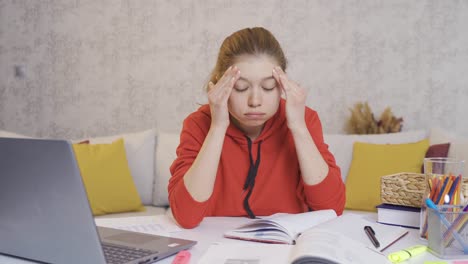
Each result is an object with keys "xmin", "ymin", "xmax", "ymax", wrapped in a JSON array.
[{"xmin": 1, "ymin": 0, "xmax": 467, "ymax": 139}]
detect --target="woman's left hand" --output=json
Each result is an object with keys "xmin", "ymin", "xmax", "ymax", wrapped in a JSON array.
[{"xmin": 272, "ymin": 66, "xmax": 307, "ymax": 131}]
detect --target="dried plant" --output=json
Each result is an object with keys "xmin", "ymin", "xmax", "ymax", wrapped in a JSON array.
[
  {"xmin": 346, "ymin": 102, "xmax": 403, "ymax": 134},
  {"xmin": 378, "ymin": 107, "xmax": 404, "ymax": 133}
]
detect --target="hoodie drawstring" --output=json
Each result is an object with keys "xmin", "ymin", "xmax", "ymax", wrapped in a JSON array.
[{"xmin": 243, "ymin": 136, "xmax": 262, "ymax": 219}]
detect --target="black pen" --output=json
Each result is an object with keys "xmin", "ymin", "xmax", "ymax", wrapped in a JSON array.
[{"xmin": 364, "ymin": 225, "xmax": 380, "ymax": 248}]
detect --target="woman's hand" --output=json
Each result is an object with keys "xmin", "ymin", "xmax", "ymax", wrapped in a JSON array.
[
  {"xmin": 272, "ymin": 66, "xmax": 307, "ymax": 131},
  {"xmin": 207, "ymin": 66, "xmax": 241, "ymax": 129}
]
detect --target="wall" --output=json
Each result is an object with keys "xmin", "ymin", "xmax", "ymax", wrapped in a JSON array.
[{"xmin": 1, "ymin": 0, "xmax": 467, "ymax": 139}]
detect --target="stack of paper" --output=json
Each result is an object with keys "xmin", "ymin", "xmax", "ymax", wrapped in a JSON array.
[{"xmin": 94, "ymin": 215, "xmax": 181, "ymax": 236}]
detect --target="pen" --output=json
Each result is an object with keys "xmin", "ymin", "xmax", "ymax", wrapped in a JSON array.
[
  {"xmin": 364, "ymin": 225, "xmax": 380, "ymax": 248},
  {"xmin": 380, "ymin": 230, "xmax": 409, "ymax": 252}
]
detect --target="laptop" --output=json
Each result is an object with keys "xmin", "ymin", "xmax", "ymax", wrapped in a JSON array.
[{"xmin": 0, "ymin": 137, "xmax": 196, "ymax": 264}]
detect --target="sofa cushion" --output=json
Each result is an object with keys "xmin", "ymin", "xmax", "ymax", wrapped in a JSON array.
[
  {"xmin": 153, "ymin": 132, "xmax": 180, "ymax": 207},
  {"xmin": 345, "ymin": 139, "xmax": 429, "ymax": 212},
  {"xmin": 87, "ymin": 129, "xmax": 156, "ymax": 205},
  {"xmin": 73, "ymin": 139, "xmax": 145, "ymax": 216},
  {"xmin": 421, "ymin": 143, "xmax": 450, "ymax": 173},
  {"xmin": 429, "ymin": 127, "xmax": 468, "ymax": 178},
  {"xmin": 0, "ymin": 129, "xmax": 30, "ymax": 138},
  {"xmin": 324, "ymin": 130, "xmax": 427, "ymax": 182},
  {"xmin": 93, "ymin": 206, "xmax": 167, "ymax": 219}
]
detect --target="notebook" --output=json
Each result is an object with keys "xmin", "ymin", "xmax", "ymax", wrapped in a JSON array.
[{"xmin": 0, "ymin": 137, "xmax": 196, "ymax": 264}]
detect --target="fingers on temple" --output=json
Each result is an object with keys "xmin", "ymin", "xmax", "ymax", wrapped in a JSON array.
[
  {"xmin": 272, "ymin": 67, "xmax": 284, "ymax": 91},
  {"xmin": 212, "ymin": 68, "xmax": 238, "ymax": 101},
  {"xmin": 215, "ymin": 67, "xmax": 231, "ymax": 89},
  {"xmin": 223, "ymin": 69, "xmax": 240, "ymax": 99},
  {"xmin": 220, "ymin": 66, "xmax": 240, "ymax": 89},
  {"xmin": 275, "ymin": 66, "xmax": 291, "ymax": 87}
]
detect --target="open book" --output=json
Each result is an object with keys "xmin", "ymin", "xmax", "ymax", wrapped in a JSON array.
[
  {"xmin": 201, "ymin": 214, "xmax": 407, "ymax": 264},
  {"xmin": 223, "ymin": 209, "xmax": 337, "ymax": 244},
  {"xmin": 200, "ymin": 229, "xmax": 390, "ymax": 264}
]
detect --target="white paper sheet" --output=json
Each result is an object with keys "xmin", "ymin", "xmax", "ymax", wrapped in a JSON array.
[
  {"xmin": 317, "ymin": 213, "xmax": 409, "ymax": 252},
  {"xmin": 94, "ymin": 215, "xmax": 181, "ymax": 236},
  {"xmin": 197, "ymin": 243, "xmax": 291, "ymax": 264}
]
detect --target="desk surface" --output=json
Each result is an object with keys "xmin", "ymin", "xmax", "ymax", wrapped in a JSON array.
[{"xmin": 0, "ymin": 211, "xmax": 465, "ymax": 264}]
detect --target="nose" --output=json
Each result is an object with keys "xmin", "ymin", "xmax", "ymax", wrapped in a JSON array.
[{"xmin": 248, "ymin": 88, "xmax": 262, "ymax": 107}]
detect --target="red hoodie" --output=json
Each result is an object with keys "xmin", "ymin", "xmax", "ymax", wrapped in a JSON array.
[{"xmin": 169, "ymin": 100, "xmax": 345, "ymax": 228}]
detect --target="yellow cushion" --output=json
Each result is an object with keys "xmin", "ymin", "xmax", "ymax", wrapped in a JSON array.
[
  {"xmin": 72, "ymin": 139, "xmax": 145, "ymax": 216},
  {"xmin": 345, "ymin": 139, "xmax": 429, "ymax": 211}
]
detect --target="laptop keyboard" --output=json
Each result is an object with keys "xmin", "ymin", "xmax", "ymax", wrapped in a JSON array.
[{"xmin": 103, "ymin": 243, "xmax": 156, "ymax": 264}]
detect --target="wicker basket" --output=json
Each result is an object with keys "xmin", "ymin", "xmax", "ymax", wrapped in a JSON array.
[
  {"xmin": 381, "ymin": 172, "xmax": 468, "ymax": 208},
  {"xmin": 381, "ymin": 172, "xmax": 426, "ymax": 207}
]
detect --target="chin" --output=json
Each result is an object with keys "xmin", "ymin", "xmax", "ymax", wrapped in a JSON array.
[{"xmin": 240, "ymin": 119, "xmax": 267, "ymax": 127}]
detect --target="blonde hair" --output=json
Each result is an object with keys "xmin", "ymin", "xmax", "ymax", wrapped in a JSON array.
[{"xmin": 207, "ymin": 27, "xmax": 287, "ymax": 90}]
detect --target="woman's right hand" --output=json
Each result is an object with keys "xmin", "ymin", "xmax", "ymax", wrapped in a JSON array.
[{"xmin": 207, "ymin": 66, "xmax": 241, "ymax": 129}]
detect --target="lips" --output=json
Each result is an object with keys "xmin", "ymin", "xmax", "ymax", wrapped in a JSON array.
[{"xmin": 244, "ymin": 113, "xmax": 265, "ymax": 120}]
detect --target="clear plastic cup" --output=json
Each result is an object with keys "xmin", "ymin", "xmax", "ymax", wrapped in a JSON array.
[{"xmin": 420, "ymin": 158, "xmax": 465, "ymax": 239}]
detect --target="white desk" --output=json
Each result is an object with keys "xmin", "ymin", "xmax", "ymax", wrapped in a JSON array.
[{"xmin": 1, "ymin": 212, "xmax": 466, "ymax": 263}]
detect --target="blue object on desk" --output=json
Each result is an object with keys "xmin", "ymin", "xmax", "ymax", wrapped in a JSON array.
[{"xmin": 425, "ymin": 198, "xmax": 468, "ymax": 253}]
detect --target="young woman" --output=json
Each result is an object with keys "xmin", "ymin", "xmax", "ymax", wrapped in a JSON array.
[{"xmin": 168, "ymin": 27, "xmax": 345, "ymax": 228}]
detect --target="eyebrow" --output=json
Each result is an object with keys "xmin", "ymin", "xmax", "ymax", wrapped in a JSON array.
[{"xmin": 238, "ymin": 76, "xmax": 275, "ymax": 83}]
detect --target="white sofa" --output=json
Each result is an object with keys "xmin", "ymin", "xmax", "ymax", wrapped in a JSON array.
[{"xmin": 1, "ymin": 127, "xmax": 467, "ymax": 221}]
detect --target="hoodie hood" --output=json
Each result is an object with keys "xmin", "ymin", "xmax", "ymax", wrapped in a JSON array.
[{"xmin": 199, "ymin": 99, "xmax": 287, "ymax": 145}]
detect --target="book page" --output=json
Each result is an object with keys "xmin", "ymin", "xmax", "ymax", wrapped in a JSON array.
[
  {"xmin": 197, "ymin": 243, "xmax": 292, "ymax": 264},
  {"xmin": 224, "ymin": 210, "xmax": 337, "ymax": 244},
  {"xmin": 316, "ymin": 214, "xmax": 409, "ymax": 252},
  {"xmin": 224, "ymin": 223, "xmax": 294, "ymax": 244},
  {"xmin": 262, "ymin": 210, "xmax": 337, "ymax": 236},
  {"xmin": 290, "ymin": 229, "xmax": 390, "ymax": 264}
]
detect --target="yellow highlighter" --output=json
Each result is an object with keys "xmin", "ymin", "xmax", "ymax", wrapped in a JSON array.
[{"xmin": 388, "ymin": 245, "xmax": 427, "ymax": 263}]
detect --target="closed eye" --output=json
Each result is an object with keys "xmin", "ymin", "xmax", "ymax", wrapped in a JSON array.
[
  {"xmin": 262, "ymin": 79, "xmax": 277, "ymax": 91},
  {"xmin": 234, "ymin": 85, "xmax": 249, "ymax": 92},
  {"xmin": 262, "ymin": 85, "xmax": 276, "ymax": 91},
  {"xmin": 234, "ymin": 79, "xmax": 249, "ymax": 92}
]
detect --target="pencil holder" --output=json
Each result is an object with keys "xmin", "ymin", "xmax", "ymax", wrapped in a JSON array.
[
  {"xmin": 427, "ymin": 205, "xmax": 468, "ymax": 259},
  {"xmin": 420, "ymin": 158, "xmax": 465, "ymax": 239}
]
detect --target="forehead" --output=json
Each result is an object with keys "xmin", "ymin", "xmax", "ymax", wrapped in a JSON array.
[{"xmin": 234, "ymin": 54, "xmax": 278, "ymax": 82}]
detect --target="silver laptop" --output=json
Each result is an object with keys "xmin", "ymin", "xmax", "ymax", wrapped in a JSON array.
[{"xmin": 0, "ymin": 137, "xmax": 196, "ymax": 264}]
